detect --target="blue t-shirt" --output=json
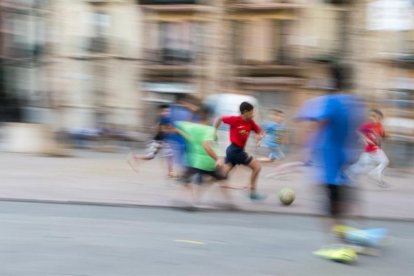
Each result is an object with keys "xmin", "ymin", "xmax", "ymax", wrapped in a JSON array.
[
  {"xmin": 156, "ymin": 115, "xmax": 172, "ymax": 140},
  {"xmin": 296, "ymin": 94, "xmax": 365, "ymax": 185},
  {"xmin": 167, "ymin": 105, "xmax": 191, "ymax": 143},
  {"xmin": 169, "ymin": 105, "xmax": 194, "ymax": 123},
  {"xmin": 159, "ymin": 116, "xmax": 171, "ymax": 126},
  {"xmin": 262, "ymin": 121, "xmax": 285, "ymax": 148}
]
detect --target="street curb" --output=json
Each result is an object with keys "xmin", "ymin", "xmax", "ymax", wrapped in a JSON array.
[{"xmin": 0, "ymin": 197, "xmax": 413, "ymax": 223}]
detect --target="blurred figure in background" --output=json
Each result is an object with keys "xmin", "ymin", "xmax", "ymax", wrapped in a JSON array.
[
  {"xmin": 166, "ymin": 94, "xmax": 200, "ymax": 178},
  {"xmin": 258, "ymin": 109, "xmax": 288, "ymax": 163},
  {"xmin": 264, "ymin": 120, "xmax": 315, "ymax": 180},
  {"xmin": 347, "ymin": 109, "xmax": 390, "ymax": 188},
  {"xmin": 127, "ymin": 104, "xmax": 174, "ymax": 176},
  {"xmin": 296, "ymin": 63, "xmax": 365, "ymax": 260},
  {"xmin": 214, "ymin": 101, "xmax": 266, "ymax": 201}
]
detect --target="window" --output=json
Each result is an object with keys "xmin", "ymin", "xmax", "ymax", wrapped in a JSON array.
[
  {"xmin": 241, "ymin": 20, "xmax": 274, "ymax": 64},
  {"xmin": 236, "ymin": 19, "xmax": 293, "ymax": 65},
  {"xmin": 87, "ymin": 11, "xmax": 110, "ymax": 53},
  {"xmin": 159, "ymin": 22, "xmax": 194, "ymax": 64}
]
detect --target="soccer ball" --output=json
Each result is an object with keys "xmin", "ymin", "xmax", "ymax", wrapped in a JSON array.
[{"xmin": 278, "ymin": 188, "xmax": 295, "ymax": 206}]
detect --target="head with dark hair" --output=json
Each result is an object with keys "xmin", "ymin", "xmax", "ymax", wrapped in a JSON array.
[
  {"xmin": 369, "ymin": 108, "xmax": 384, "ymax": 123},
  {"xmin": 240, "ymin": 101, "xmax": 255, "ymax": 120},
  {"xmin": 176, "ymin": 94, "xmax": 200, "ymax": 113},
  {"xmin": 240, "ymin": 102, "xmax": 254, "ymax": 113},
  {"xmin": 371, "ymin": 109, "xmax": 383, "ymax": 118},
  {"xmin": 271, "ymin": 109, "xmax": 285, "ymax": 123},
  {"xmin": 271, "ymin": 109, "xmax": 284, "ymax": 115},
  {"xmin": 176, "ymin": 93, "xmax": 186, "ymax": 103},
  {"xmin": 197, "ymin": 105, "xmax": 213, "ymax": 122},
  {"xmin": 158, "ymin": 104, "xmax": 170, "ymax": 110},
  {"xmin": 158, "ymin": 104, "xmax": 170, "ymax": 117}
]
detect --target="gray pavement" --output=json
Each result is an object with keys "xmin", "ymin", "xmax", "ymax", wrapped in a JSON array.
[
  {"xmin": 0, "ymin": 151, "xmax": 412, "ymax": 221},
  {"xmin": 0, "ymin": 201, "xmax": 413, "ymax": 275}
]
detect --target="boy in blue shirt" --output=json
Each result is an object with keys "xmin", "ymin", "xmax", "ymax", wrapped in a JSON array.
[
  {"xmin": 297, "ymin": 63, "xmax": 365, "ymax": 262},
  {"xmin": 259, "ymin": 109, "xmax": 288, "ymax": 162}
]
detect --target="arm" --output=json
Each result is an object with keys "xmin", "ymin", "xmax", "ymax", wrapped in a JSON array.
[
  {"xmin": 281, "ymin": 130, "xmax": 289, "ymax": 145},
  {"xmin": 203, "ymin": 140, "xmax": 223, "ymax": 167},
  {"xmin": 171, "ymin": 127, "xmax": 191, "ymax": 142},
  {"xmin": 255, "ymin": 132, "xmax": 264, "ymax": 146},
  {"xmin": 203, "ymin": 140, "xmax": 219, "ymax": 161},
  {"xmin": 357, "ymin": 130, "xmax": 376, "ymax": 146},
  {"xmin": 381, "ymin": 125, "xmax": 390, "ymax": 139},
  {"xmin": 252, "ymin": 120, "xmax": 264, "ymax": 145},
  {"xmin": 213, "ymin": 117, "xmax": 223, "ymax": 140},
  {"xmin": 214, "ymin": 116, "xmax": 223, "ymax": 130},
  {"xmin": 159, "ymin": 124, "xmax": 169, "ymax": 134}
]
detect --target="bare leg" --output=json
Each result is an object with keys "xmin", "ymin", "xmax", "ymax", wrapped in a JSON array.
[
  {"xmin": 166, "ymin": 155, "xmax": 174, "ymax": 177},
  {"xmin": 369, "ymin": 149, "xmax": 389, "ymax": 186},
  {"xmin": 247, "ymin": 159, "xmax": 261, "ymax": 194},
  {"xmin": 257, "ymin": 157, "xmax": 276, "ymax": 163}
]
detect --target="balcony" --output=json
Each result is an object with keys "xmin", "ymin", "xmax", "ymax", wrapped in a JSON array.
[
  {"xmin": 234, "ymin": 62, "xmax": 303, "ymax": 77},
  {"xmin": 143, "ymin": 49, "xmax": 200, "ymax": 78},
  {"xmin": 229, "ymin": 2, "xmax": 303, "ymax": 11},
  {"xmin": 138, "ymin": 0, "xmax": 198, "ymax": 4},
  {"xmin": 140, "ymin": 4, "xmax": 213, "ymax": 15},
  {"xmin": 138, "ymin": 0, "xmax": 212, "ymax": 13},
  {"xmin": 324, "ymin": 0, "xmax": 352, "ymax": 4},
  {"xmin": 88, "ymin": 37, "xmax": 108, "ymax": 53},
  {"xmin": 371, "ymin": 52, "xmax": 414, "ymax": 68},
  {"xmin": 234, "ymin": 76, "xmax": 305, "ymax": 91}
]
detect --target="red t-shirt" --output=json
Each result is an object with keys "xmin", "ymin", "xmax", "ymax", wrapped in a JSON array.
[
  {"xmin": 359, "ymin": 122, "xmax": 385, "ymax": 153},
  {"xmin": 222, "ymin": 115, "xmax": 261, "ymax": 148}
]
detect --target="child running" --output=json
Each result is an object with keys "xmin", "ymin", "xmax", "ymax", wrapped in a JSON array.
[
  {"xmin": 175, "ymin": 106, "xmax": 232, "ymax": 206},
  {"xmin": 214, "ymin": 101, "xmax": 266, "ymax": 201},
  {"xmin": 347, "ymin": 109, "xmax": 389, "ymax": 187},
  {"xmin": 127, "ymin": 104, "xmax": 174, "ymax": 176},
  {"xmin": 258, "ymin": 109, "xmax": 288, "ymax": 163}
]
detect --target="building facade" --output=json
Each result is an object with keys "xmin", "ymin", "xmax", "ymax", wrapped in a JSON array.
[
  {"xmin": 1, "ymin": 0, "xmax": 413, "ymax": 161},
  {"xmin": 47, "ymin": 0, "xmax": 143, "ymax": 131}
]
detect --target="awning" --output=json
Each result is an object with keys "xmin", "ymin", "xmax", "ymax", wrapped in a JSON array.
[
  {"xmin": 235, "ymin": 77, "xmax": 304, "ymax": 86},
  {"xmin": 143, "ymin": 82, "xmax": 194, "ymax": 94}
]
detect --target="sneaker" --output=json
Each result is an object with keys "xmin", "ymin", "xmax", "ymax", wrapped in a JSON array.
[
  {"xmin": 144, "ymin": 141, "xmax": 160, "ymax": 159},
  {"xmin": 332, "ymin": 225, "xmax": 359, "ymax": 239},
  {"xmin": 249, "ymin": 192, "xmax": 267, "ymax": 201},
  {"xmin": 313, "ymin": 246, "xmax": 357, "ymax": 263},
  {"xmin": 378, "ymin": 180, "xmax": 390, "ymax": 189}
]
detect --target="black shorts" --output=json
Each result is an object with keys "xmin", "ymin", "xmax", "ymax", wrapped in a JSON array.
[
  {"xmin": 182, "ymin": 167, "xmax": 227, "ymax": 185},
  {"xmin": 325, "ymin": 184, "xmax": 353, "ymax": 217},
  {"xmin": 225, "ymin": 144, "xmax": 253, "ymax": 166}
]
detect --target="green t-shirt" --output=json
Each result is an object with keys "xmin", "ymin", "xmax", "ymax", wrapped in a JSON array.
[{"xmin": 176, "ymin": 121, "xmax": 216, "ymax": 171}]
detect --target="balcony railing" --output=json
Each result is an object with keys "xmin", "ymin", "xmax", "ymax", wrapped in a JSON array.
[
  {"xmin": 87, "ymin": 37, "xmax": 108, "ymax": 53},
  {"xmin": 138, "ymin": 0, "xmax": 198, "ymax": 4},
  {"xmin": 144, "ymin": 49, "xmax": 195, "ymax": 64}
]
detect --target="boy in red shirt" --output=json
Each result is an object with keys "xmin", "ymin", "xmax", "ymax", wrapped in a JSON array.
[
  {"xmin": 214, "ymin": 101, "xmax": 265, "ymax": 200},
  {"xmin": 347, "ymin": 109, "xmax": 389, "ymax": 187}
]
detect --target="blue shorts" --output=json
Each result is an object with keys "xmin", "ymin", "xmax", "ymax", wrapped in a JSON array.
[{"xmin": 225, "ymin": 144, "xmax": 253, "ymax": 166}]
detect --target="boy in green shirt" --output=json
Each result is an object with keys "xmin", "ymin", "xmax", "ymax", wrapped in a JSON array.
[{"xmin": 176, "ymin": 107, "xmax": 231, "ymax": 205}]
